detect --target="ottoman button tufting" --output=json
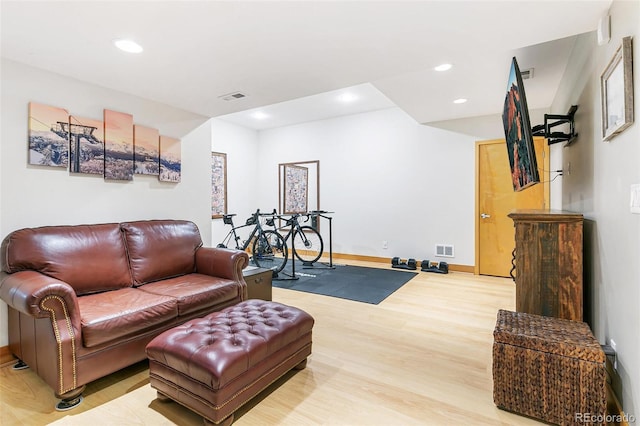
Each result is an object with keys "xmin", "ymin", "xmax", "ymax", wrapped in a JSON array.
[{"xmin": 146, "ymin": 300, "xmax": 314, "ymax": 425}]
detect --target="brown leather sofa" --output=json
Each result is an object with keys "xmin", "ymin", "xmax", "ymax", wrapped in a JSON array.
[{"xmin": 0, "ymin": 220, "xmax": 249, "ymax": 410}]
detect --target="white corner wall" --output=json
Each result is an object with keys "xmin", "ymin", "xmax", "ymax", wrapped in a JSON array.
[
  {"xmin": 251, "ymin": 108, "xmax": 477, "ymax": 265},
  {"xmin": 550, "ymin": 0, "xmax": 639, "ymax": 415},
  {"xmin": 210, "ymin": 119, "xmax": 260, "ymax": 245},
  {"xmin": 0, "ymin": 59, "xmax": 213, "ymax": 346}
]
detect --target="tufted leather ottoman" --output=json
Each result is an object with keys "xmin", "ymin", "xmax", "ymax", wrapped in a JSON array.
[{"xmin": 146, "ymin": 299, "xmax": 314, "ymax": 425}]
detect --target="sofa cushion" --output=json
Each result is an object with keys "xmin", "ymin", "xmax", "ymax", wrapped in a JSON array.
[
  {"xmin": 78, "ymin": 287, "xmax": 178, "ymax": 348},
  {"xmin": 121, "ymin": 220, "xmax": 203, "ymax": 286},
  {"xmin": 137, "ymin": 273, "xmax": 241, "ymax": 316},
  {"xmin": 1, "ymin": 223, "xmax": 132, "ymax": 295}
]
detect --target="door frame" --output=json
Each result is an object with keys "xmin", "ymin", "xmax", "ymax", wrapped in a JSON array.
[{"xmin": 474, "ymin": 138, "xmax": 550, "ymax": 275}]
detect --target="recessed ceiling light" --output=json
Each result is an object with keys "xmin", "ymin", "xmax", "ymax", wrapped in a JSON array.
[
  {"xmin": 338, "ymin": 93, "xmax": 358, "ymax": 103},
  {"xmin": 113, "ymin": 39, "xmax": 143, "ymax": 53},
  {"xmin": 251, "ymin": 111, "xmax": 269, "ymax": 120},
  {"xmin": 453, "ymin": 98, "xmax": 468, "ymax": 104},
  {"xmin": 434, "ymin": 63, "xmax": 452, "ymax": 72}
]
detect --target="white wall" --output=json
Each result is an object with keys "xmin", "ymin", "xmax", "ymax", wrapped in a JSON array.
[
  {"xmin": 247, "ymin": 108, "xmax": 477, "ymax": 265},
  {"xmin": 210, "ymin": 119, "xmax": 260, "ymax": 246},
  {"xmin": 550, "ymin": 1, "xmax": 639, "ymax": 415},
  {"xmin": 426, "ymin": 107, "xmax": 549, "ymax": 140},
  {"xmin": 0, "ymin": 60, "xmax": 212, "ymax": 346}
]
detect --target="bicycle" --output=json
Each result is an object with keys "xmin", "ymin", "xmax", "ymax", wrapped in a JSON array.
[
  {"xmin": 271, "ymin": 212, "xmax": 324, "ymax": 265},
  {"xmin": 217, "ymin": 209, "xmax": 288, "ymax": 273}
]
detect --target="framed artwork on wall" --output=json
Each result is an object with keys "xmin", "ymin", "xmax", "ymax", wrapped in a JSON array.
[
  {"xmin": 25, "ymin": 101, "xmax": 186, "ymax": 182},
  {"xmin": 601, "ymin": 36, "xmax": 634, "ymax": 141},
  {"xmin": 211, "ymin": 152, "xmax": 227, "ymax": 218},
  {"xmin": 284, "ymin": 164, "xmax": 308, "ymax": 214}
]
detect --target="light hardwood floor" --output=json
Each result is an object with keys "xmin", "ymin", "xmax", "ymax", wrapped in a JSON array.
[{"xmin": 0, "ymin": 260, "xmax": 543, "ymax": 425}]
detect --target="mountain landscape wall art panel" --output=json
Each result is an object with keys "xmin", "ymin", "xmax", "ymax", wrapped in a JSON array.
[
  {"xmin": 134, "ymin": 125, "xmax": 160, "ymax": 175},
  {"xmin": 69, "ymin": 115, "xmax": 104, "ymax": 175},
  {"xmin": 104, "ymin": 109, "xmax": 134, "ymax": 181},
  {"xmin": 159, "ymin": 135, "xmax": 181, "ymax": 183},
  {"xmin": 28, "ymin": 102, "xmax": 69, "ymax": 167}
]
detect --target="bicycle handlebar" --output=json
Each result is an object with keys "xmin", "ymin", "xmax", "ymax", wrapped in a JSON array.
[{"xmin": 257, "ymin": 208, "xmax": 279, "ymax": 217}]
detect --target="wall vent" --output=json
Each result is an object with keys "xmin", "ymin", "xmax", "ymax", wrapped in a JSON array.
[
  {"xmin": 521, "ymin": 68, "xmax": 534, "ymax": 80},
  {"xmin": 219, "ymin": 91, "xmax": 247, "ymax": 101},
  {"xmin": 435, "ymin": 244, "xmax": 454, "ymax": 258}
]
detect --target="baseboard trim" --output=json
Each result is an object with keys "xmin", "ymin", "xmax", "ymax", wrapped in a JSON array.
[
  {"xmin": 328, "ymin": 252, "xmax": 474, "ymax": 273},
  {"xmin": 0, "ymin": 345, "xmax": 16, "ymax": 367},
  {"xmin": 607, "ymin": 382, "xmax": 631, "ymax": 426}
]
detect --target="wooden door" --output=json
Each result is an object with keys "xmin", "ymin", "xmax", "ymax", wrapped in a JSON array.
[{"xmin": 475, "ymin": 138, "xmax": 549, "ymax": 277}]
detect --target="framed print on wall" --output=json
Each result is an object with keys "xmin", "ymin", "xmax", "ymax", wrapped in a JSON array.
[
  {"xmin": 284, "ymin": 164, "xmax": 308, "ymax": 214},
  {"xmin": 601, "ymin": 36, "xmax": 634, "ymax": 141},
  {"xmin": 211, "ymin": 152, "xmax": 227, "ymax": 218}
]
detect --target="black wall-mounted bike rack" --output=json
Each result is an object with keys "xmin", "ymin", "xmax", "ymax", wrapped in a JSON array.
[{"xmin": 532, "ymin": 105, "xmax": 578, "ymax": 146}]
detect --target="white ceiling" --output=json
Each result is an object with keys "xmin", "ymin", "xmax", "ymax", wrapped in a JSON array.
[
  {"xmin": 219, "ymin": 82, "xmax": 397, "ymax": 130},
  {"xmin": 1, "ymin": 1, "xmax": 612, "ymax": 130}
]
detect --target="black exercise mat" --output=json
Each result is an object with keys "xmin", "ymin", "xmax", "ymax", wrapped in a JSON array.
[{"xmin": 271, "ymin": 264, "xmax": 417, "ymax": 304}]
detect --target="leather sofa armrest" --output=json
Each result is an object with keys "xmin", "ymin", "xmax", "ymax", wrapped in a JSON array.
[
  {"xmin": 1, "ymin": 270, "xmax": 83, "ymax": 397},
  {"xmin": 0, "ymin": 270, "xmax": 81, "ymax": 326},
  {"xmin": 195, "ymin": 247, "xmax": 249, "ymax": 282}
]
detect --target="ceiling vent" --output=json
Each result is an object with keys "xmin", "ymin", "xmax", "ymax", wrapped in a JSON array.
[
  {"xmin": 521, "ymin": 68, "xmax": 534, "ymax": 80},
  {"xmin": 219, "ymin": 91, "xmax": 247, "ymax": 101}
]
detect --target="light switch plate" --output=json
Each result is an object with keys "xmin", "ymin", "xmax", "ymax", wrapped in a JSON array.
[{"xmin": 631, "ymin": 184, "xmax": 640, "ymax": 214}]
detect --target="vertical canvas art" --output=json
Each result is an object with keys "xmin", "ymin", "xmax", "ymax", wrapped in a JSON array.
[
  {"xmin": 104, "ymin": 109, "xmax": 134, "ymax": 181},
  {"xmin": 134, "ymin": 125, "xmax": 160, "ymax": 175},
  {"xmin": 159, "ymin": 136, "xmax": 181, "ymax": 182},
  {"xmin": 28, "ymin": 102, "xmax": 69, "ymax": 167},
  {"xmin": 69, "ymin": 115, "xmax": 104, "ymax": 175},
  {"xmin": 211, "ymin": 152, "xmax": 227, "ymax": 218},
  {"xmin": 284, "ymin": 164, "xmax": 308, "ymax": 213}
]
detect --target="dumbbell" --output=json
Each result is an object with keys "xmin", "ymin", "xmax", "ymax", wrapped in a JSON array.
[{"xmin": 391, "ymin": 257, "xmax": 417, "ymax": 270}]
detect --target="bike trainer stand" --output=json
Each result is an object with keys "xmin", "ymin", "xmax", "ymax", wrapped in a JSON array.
[
  {"xmin": 301, "ymin": 211, "xmax": 336, "ymax": 270},
  {"xmin": 273, "ymin": 219, "xmax": 299, "ymax": 281}
]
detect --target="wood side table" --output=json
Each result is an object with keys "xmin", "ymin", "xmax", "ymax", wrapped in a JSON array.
[
  {"xmin": 243, "ymin": 266, "xmax": 273, "ymax": 301},
  {"xmin": 508, "ymin": 209, "xmax": 583, "ymax": 321}
]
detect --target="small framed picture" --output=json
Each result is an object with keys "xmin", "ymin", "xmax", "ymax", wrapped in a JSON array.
[
  {"xmin": 211, "ymin": 152, "xmax": 227, "ymax": 218},
  {"xmin": 283, "ymin": 164, "xmax": 308, "ymax": 214},
  {"xmin": 601, "ymin": 36, "xmax": 634, "ymax": 141}
]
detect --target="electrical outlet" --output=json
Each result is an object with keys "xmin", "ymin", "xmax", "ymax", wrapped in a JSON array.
[
  {"xmin": 382, "ymin": 240, "xmax": 388, "ymax": 249},
  {"xmin": 610, "ymin": 339, "xmax": 617, "ymax": 369},
  {"xmin": 631, "ymin": 184, "xmax": 640, "ymax": 214}
]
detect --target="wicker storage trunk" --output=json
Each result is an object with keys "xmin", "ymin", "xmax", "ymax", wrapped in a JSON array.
[{"xmin": 492, "ymin": 309, "xmax": 606, "ymax": 425}]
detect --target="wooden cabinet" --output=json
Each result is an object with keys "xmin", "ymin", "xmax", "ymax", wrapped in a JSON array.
[
  {"xmin": 508, "ymin": 210, "xmax": 583, "ymax": 321},
  {"xmin": 243, "ymin": 266, "xmax": 273, "ymax": 301}
]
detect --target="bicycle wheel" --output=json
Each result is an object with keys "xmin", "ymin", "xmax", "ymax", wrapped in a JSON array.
[
  {"xmin": 293, "ymin": 226, "xmax": 323, "ymax": 264},
  {"xmin": 252, "ymin": 230, "xmax": 288, "ymax": 273}
]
